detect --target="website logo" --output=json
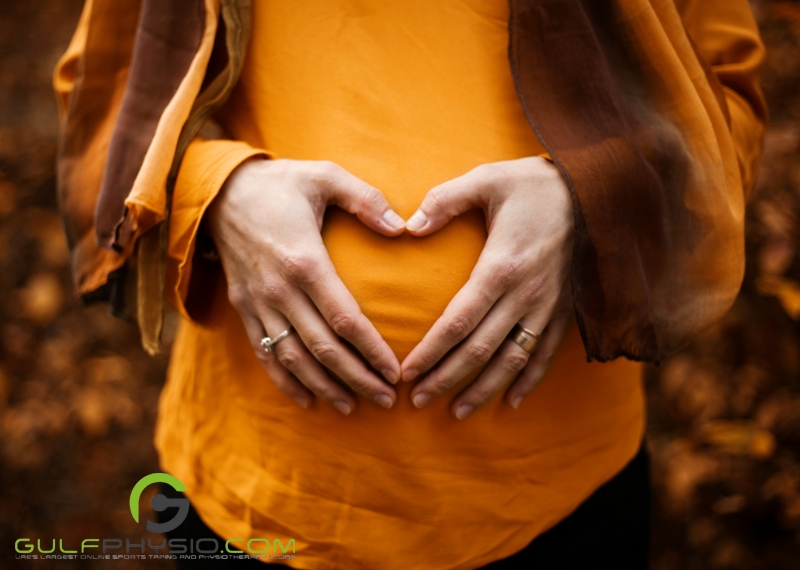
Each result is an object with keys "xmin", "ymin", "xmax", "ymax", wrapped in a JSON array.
[
  {"xmin": 129, "ymin": 473, "xmax": 189, "ymax": 533},
  {"xmin": 16, "ymin": 473, "xmax": 296, "ymax": 561}
]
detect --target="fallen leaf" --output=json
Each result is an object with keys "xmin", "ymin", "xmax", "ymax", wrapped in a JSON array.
[
  {"xmin": 699, "ymin": 420, "xmax": 777, "ymax": 459},
  {"xmin": 17, "ymin": 272, "xmax": 63, "ymax": 324},
  {"xmin": 755, "ymin": 274, "xmax": 800, "ymax": 319}
]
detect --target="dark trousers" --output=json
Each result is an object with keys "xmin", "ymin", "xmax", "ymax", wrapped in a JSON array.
[{"xmin": 159, "ymin": 441, "xmax": 650, "ymax": 569}]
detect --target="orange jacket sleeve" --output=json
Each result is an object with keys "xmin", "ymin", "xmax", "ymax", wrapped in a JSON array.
[{"xmin": 166, "ymin": 138, "xmax": 269, "ymax": 324}]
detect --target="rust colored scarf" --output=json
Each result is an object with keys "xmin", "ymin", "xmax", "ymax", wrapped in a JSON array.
[{"xmin": 56, "ymin": 0, "xmax": 761, "ymax": 362}]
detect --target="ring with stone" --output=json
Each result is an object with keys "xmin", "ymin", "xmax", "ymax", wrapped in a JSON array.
[{"xmin": 261, "ymin": 327, "xmax": 293, "ymax": 353}]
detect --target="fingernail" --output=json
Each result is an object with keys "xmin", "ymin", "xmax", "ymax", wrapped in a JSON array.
[
  {"xmin": 382, "ymin": 209, "xmax": 406, "ymax": 231},
  {"xmin": 455, "ymin": 404, "xmax": 473, "ymax": 420},
  {"xmin": 382, "ymin": 368, "xmax": 399, "ymax": 384},
  {"xmin": 294, "ymin": 395, "xmax": 309, "ymax": 408},
  {"xmin": 511, "ymin": 395, "xmax": 523, "ymax": 409},
  {"xmin": 412, "ymin": 392, "xmax": 430, "ymax": 408},
  {"xmin": 375, "ymin": 394, "xmax": 393, "ymax": 409},
  {"xmin": 405, "ymin": 210, "xmax": 428, "ymax": 232},
  {"xmin": 334, "ymin": 400, "xmax": 352, "ymax": 415},
  {"xmin": 402, "ymin": 368, "xmax": 419, "ymax": 382}
]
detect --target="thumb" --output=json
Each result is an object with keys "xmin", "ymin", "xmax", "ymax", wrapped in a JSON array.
[
  {"xmin": 325, "ymin": 165, "xmax": 405, "ymax": 236},
  {"xmin": 405, "ymin": 173, "xmax": 486, "ymax": 236}
]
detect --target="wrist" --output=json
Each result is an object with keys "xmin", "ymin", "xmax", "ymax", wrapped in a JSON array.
[{"xmin": 204, "ymin": 155, "xmax": 268, "ymax": 241}]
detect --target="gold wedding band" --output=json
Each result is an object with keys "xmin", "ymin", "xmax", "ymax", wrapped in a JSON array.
[{"xmin": 510, "ymin": 325, "xmax": 541, "ymax": 353}]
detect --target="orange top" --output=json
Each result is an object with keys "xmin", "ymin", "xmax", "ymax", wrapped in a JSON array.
[{"xmin": 143, "ymin": 1, "xmax": 763, "ymax": 569}]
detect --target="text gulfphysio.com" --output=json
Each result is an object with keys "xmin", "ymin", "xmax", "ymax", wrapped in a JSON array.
[{"xmin": 14, "ymin": 473, "xmax": 296, "ymax": 562}]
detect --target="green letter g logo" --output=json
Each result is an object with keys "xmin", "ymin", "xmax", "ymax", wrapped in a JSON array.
[{"xmin": 130, "ymin": 473, "xmax": 189, "ymax": 533}]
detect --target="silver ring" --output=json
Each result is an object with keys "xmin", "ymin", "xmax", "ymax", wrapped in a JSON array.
[
  {"xmin": 510, "ymin": 324, "xmax": 541, "ymax": 353},
  {"xmin": 261, "ymin": 327, "xmax": 293, "ymax": 353}
]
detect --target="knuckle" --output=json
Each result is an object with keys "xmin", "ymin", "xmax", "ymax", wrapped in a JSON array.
[
  {"xmin": 280, "ymin": 251, "xmax": 317, "ymax": 283},
  {"xmin": 494, "ymin": 258, "xmax": 522, "ymax": 290},
  {"xmin": 276, "ymin": 347, "xmax": 302, "ymax": 371},
  {"xmin": 426, "ymin": 187, "xmax": 448, "ymax": 213},
  {"xmin": 503, "ymin": 351, "xmax": 530, "ymax": 374},
  {"xmin": 318, "ymin": 385, "xmax": 347, "ymax": 404},
  {"xmin": 329, "ymin": 311, "xmax": 359, "ymax": 339},
  {"xmin": 314, "ymin": 160, "xmax": 341, "ymax": 185},
  {"xmin": 470, "ymin": 162, "xmax": 492, "ymax": 180},
  {"xmin": 471, "ymin": 283, "xmax": 495, "ymax": 308},
  {"xmin": 254, "ymin": 349, "xmax": 273, "ymax": 366},
  {"xmin": 520, "ymin": 371, "xmax": 545, "ymax": 395},
  {"xmin": 313, "ymin": 389, "xmax": 337, "ymax": 404},
  {"xmin": 468, "ymin": 387, "xmax": 493, "ymax": 405},
  {"xmin": 308, "ymin": 339, "xmax": 339, "ymax": 368},
  {"xmin": 517, "ymin": 274, "xmax": 546, "ymax": 306},
  {"xmin": 227, "ymin": 285, "xmax": 248, "ymax": 311},
  {"xmin": 354, "ymin": 338, "xmax": 381, "ymax": 363},
  {"xmin": 359, "ymin": 187, "xmax": 382, "ymax": 212},
  {"xmin": 471, "ymin": 163, "xmax": 499, "ymax": 188},
  {"xmin": 464, "ymin": 341, "xmax": 495, "ymax": 367},
  {"xmin": 345, "ymin": 375, "xmax": 370, "ymax": 394},
  {"xmin": 444, "ymin": 314, "xmax": 474, "ymax": 343},
  {"xmin": 260, "ymin": 273, "xmax": 289, "ymax": 304},
  {"xmin": 432, "ymin": 375, "xmax": 459, "ymax": 394}
]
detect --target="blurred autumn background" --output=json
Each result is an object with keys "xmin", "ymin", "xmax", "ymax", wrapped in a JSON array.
[{"xmin": 1, "ymin": 0, "xmax": 799, "ymax": 568}]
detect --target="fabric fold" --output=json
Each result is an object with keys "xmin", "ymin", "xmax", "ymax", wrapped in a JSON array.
[
  {"xmin": 95, "ymin": 0, "xmax": 207, "ymax": 253},
  {"xmin": 54, "ymin": 0, "xmax": 253, "ymax": 353},
  {"xmin": 507, "ymin": 0, "xmax": 765, "ymax": 363},
  {"xmin": 166, "ymin": 138, "xmax": 270, "ymax": 324}
]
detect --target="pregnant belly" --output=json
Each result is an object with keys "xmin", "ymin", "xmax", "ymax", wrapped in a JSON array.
[{"xmin": 322, "ymin": 206, "xmax": 487, "ymax": 360}]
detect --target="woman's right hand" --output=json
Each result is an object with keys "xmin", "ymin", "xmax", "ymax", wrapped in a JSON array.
[{"xmin": 205, "ymin": 158, "xmax": 405, "ymax": 415}]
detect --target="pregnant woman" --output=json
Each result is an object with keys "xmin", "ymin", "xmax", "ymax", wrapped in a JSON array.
[{"xmin": 55, "ymin": 0, "xmax": 765, "ymax": 568}]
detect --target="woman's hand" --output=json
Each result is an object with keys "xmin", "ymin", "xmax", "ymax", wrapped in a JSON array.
[
  {"xmin": 205, "ymin": 158, "xmax": 406, "ymax": 415},
  {"xmin": 400, "ymin": 156, "xmax": 575, "ymax": 419}
]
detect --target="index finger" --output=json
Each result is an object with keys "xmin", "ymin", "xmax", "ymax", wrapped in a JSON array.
[
  {"xmin": 298, "ymin": 252, "xmax": 401, "ymax": 384},
  {"xmin": 400, "ymin": 258, "xmax": 508, "ymax": 382}
]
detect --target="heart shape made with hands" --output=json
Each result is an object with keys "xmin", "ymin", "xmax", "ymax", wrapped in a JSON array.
[{"xmin": 326, "ymin": 156, "xmax": 574, "ymax": 419}]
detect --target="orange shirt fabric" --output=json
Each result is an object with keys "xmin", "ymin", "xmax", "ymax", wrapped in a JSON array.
[{"xmin": 145, "ymin": 1, "xmax": 763, "ymax": 569}]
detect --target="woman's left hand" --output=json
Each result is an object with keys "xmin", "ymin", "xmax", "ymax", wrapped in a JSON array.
[{"xmin": 400, "ymin": 156, "xmax": 575, "ymax": 419}]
